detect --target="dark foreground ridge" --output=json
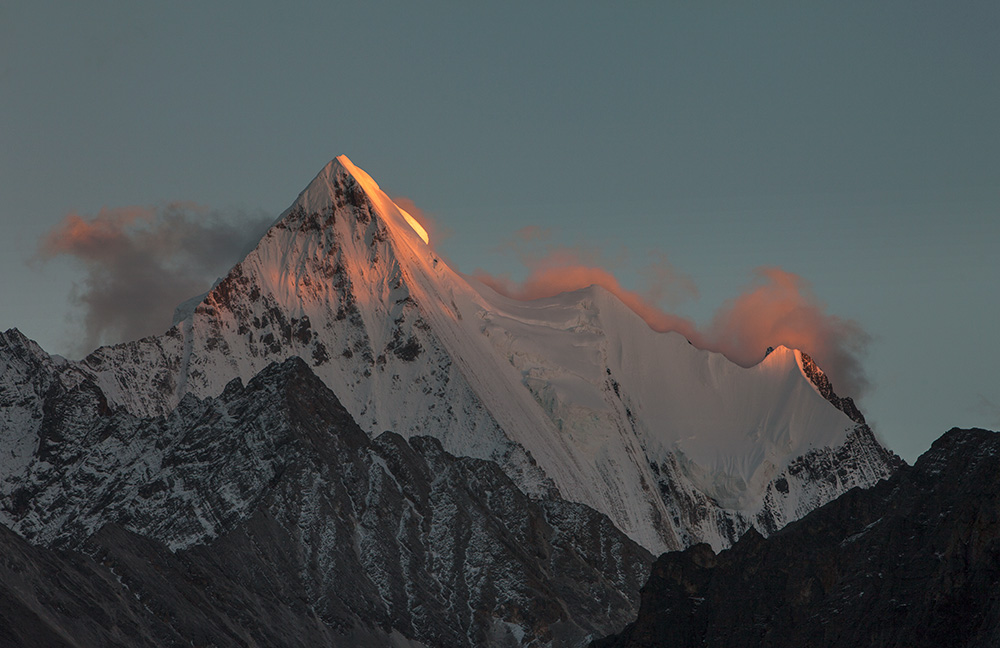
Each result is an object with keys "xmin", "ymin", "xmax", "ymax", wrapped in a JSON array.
[
  {"xmin": 594, "ymin": 427, "xmax": 1000, "ymax": 648},
  {"xmin": 0, "ymin": 355, "xmax": 652, "ymax": 647}
]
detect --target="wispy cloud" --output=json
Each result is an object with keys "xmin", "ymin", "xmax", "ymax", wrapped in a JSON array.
[
  {"xmin": 472, "ymin": 238, "xmax": 871, "ymax": 398},
  {"xmin": 473, "ymin": 250, "xmax": 704, "ymax": 344},
  {"xmin": 706, "ymin": 267, "xmax": 871, "ymax": 397},
  {"xmin": 514, "ymin": 225, "xmax": 552, "ymax": 243},
  {"xmin": 640, "ymin": 251, "xmax": 699, "ymax": 310},
  {"xmin": 37, "ymin": 203, "xmax": 271, "ymax": 356},
  {"xmin": 36, "ymin": 197, "xmax": 874, "ymax": 398}
]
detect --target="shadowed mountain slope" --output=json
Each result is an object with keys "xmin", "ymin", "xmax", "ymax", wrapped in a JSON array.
[
  {"xmin": 594, "ymin": 428, "xmax": 1000, "ymax": 648},
  {"xmin": 0, "ymin": 356, "xmax": 652, "ymax": 647}
]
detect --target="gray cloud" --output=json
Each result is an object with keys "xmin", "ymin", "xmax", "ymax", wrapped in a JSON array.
[
  {"xmin": 640, "ymin": 251, "xmax": 699, "ymax": 310},
  {"xmin": 37, "ymin": 203, "xmax": 272, "ymax": 356}
]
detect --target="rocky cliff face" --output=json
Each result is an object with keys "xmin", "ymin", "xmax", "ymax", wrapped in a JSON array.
[
  {"xmin": 797, "ymin": 351, "xmax": 867, "ymax": 425},
  {"xmin": 594, "ymin": 428, "xmax": 1000, "ymax": 648},
  {"xmin": 0, "ymin": 356, "xmax": 651, "ymax": 647}
]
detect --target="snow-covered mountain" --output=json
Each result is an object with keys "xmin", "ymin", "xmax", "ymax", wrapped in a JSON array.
[{"xmin": 2, "ymin": 156, "xmax": 898, "ymax": 554}]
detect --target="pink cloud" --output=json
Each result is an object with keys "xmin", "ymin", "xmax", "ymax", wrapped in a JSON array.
[
  {"xmin": 473, "ymin": 252, "xmax": 870, "ymax": 397},
  {"xmin": 473, "ymin": 247, "xmax": 705, "ymax": 345},
  {"xmin": 706, "ymin": 267, "xmax": 870, "ymax": 396}
]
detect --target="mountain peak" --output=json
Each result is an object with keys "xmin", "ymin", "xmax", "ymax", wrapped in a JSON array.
[
  {"xmin": 314, "ymin": 154, "xmax": 381, "ymax": 200},
  {"xmin": 288, "ymin": 155, "xmax": 428, "ymax": 245},
  {"xmin": 290, "ymin": 154, "xmax": 372, "ymax": 215},
  {"xmin": 47, "ymin": 155, "xmax": 897, "ymax": 557}
]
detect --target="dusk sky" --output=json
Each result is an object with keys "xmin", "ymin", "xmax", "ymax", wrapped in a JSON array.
[{"xmin": 2, "ymin": 2, "xmax": 997, "ymax": 462}]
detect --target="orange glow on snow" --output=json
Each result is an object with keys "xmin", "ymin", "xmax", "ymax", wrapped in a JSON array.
[
  {"xmin": 332, "ymin": 156, "xmax": 430, "ymax": 246},
  {"xmin": 398, "ymin": 207, "xmax": 430, "ymax": 245}
]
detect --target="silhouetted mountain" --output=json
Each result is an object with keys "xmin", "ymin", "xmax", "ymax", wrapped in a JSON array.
[{"xmin": 594, "ymin": 428, "xmax": 1000, "ymax": 648}]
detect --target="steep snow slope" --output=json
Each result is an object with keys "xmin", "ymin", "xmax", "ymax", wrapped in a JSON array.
[
  {"xmin": 466, "ymin": 283, "xmax": 897, "ymax": 548},
  {"xmin": 37, "ymin": 156, "xmax": 895, "ymax": 553}
]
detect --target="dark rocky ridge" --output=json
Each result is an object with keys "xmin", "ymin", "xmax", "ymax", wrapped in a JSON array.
[
  {"xmin": 594, "ymin": 428, "xmax": 1000, "ymax": 648},
  {"xmin": 0, "ymin": 518, "xmax": 428, "ymax": 648},
  {"xmin": 0, "ymin": 356, "xmax": 652, "ymax": 647},
  {"xmin": 798, "ymin": 351, "xmax": 867, "ymax": 426}
]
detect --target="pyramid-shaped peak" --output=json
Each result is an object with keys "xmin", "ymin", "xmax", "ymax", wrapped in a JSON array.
[
  {"xmin": 332, "ymin": 154, "xmax": 383, "ymax": 192},
  {"xmin": 315, "ymin": 155, "xmax": 385, "ymax": 196},
  {"xmin": 289, "ymin": 155, "xmax": 429, "ymax": 245},
  {"xmin": 293, "ymin": 154, "xmax": 375, "ymax": 213}
]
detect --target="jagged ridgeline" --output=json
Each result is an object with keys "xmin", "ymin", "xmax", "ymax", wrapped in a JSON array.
[{"xmin": 1, "ymin": 156, "xmax": 902, "ymax": 646}]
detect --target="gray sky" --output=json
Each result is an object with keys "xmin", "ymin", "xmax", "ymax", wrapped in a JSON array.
[{"xmin": 2, "ymin": 1, "xmax": 998, "ymax": 462}]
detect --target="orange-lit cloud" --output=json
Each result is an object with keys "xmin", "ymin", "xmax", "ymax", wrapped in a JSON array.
[
  {"xmin": 707, "ymin": 267, "xmax": 871, "ymax": 397},
  {"xmin": 40, "ymin": 207, "xmax": 151, "ymax": 259},
  {"xmin": 473, "ymin": 247, "xmax": 705, "ymax": 345},
  {"xmin": 473, "ymin": 249, "xmax": 870, "ymax": 397},
  {"xmin": 482, "ymin": 262, "xmax": 706, "ymax": 343},
  {"xmin": 37, "ymin": 204, "xmax": 271, "ymax": 355}
]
